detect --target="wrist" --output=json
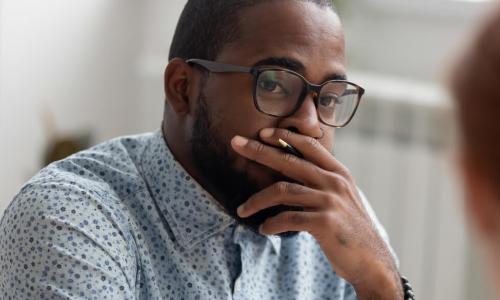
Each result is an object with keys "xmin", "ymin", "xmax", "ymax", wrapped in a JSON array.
[{"xmin": 352, "ymin": 261, "xmax": 403, "ymax": 300}]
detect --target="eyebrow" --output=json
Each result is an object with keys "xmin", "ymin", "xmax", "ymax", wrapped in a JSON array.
[{"xmin": 252, "ymin": 56, "xmax": 347, "ymax": 81}]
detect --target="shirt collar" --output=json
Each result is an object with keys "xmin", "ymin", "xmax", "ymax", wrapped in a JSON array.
[
  {"xmin": 140, "ymin": 129, "xmax": 281, "ymax": 253},
  {"xmin": 140, "ymin": 130, "xmax": 235, "ymax": 249}
]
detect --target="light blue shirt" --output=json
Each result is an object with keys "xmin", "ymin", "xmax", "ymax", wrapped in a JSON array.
[{"xmin": 0, "ymin": 129, "xmax": 391, "ymax": 299}]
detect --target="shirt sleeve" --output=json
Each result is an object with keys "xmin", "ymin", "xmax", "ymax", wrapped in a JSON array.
[{"xmin": 0, "ymin": 179, "xmax": 138, "ymax": 300}]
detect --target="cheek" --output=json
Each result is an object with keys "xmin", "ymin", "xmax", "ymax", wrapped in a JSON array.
[
  {"xmin": 205, "ymin": 75, "xmax": 264, "ymax": 124},
  {"xmin": 207, "ymin": 81, "xmax": 277, "ymax": 138}
]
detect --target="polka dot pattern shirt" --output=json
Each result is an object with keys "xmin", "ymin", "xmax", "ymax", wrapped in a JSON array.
[{"xmin": 0, "ymin": 130, "xmax": 392, "ymax": 299}]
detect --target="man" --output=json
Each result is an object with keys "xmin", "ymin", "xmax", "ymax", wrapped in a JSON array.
[
  {"xmin": 450, "ymin": 3, "xmax": 500, "ymax": 299},
  {"xmin": 0, "ymin": 1, "xmax": 408, "ymax": 299}
]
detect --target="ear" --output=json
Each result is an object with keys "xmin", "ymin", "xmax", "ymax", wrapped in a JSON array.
[
  {"xmin": 461, "ymin": 153, "xmax": 500, "ymax": 240},
  {"xmin": 164, "ymin": 58, "xmax": 198, "ymax": 116}
]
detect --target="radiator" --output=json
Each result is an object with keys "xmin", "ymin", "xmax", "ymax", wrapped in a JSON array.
[{"xmin": 334, "ymin": 72, "xmax": 469, "ymax": 300}]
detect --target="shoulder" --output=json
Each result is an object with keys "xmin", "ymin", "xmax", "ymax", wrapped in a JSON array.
[
  {"xmin": 0, "ymin": 164, "xmax": 140, "ymax": 258},
  {"xmin": 51, "ymin": 132, "xmax": 152, "ymax": 191},
  {"xmin": 0, "ymin": 132, "xmax": 159, "ymax": 250},
  {"xmin": 0, "ymin": 155, "xmax": 142, "ymax": 298}
]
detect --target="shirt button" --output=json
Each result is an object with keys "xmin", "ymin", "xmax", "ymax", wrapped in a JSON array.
[{"xmin": 234, "ymin": 277, "xmax": 242, "ymax": 294}]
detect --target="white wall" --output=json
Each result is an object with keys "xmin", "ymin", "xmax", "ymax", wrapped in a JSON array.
[
  {"xmin": 0, "ymin": 0, "xmax": 191, "ymax": 214},
  {"xmin": 340, "ymin": 1, "xmax": 494, "ymax": 299},
  {"xmin": 136, "ymin": 0, "xmax": 187, "ymax": 132},
  {"xmin": 343, "ymin": 0, "xmax": 492, "ymax": 81},
  {"xmin": 0, "ymin": 0, "xmax": 148, "ymax": 212}
]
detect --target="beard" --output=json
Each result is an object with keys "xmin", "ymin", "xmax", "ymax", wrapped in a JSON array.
[{"xmin": 191, "ymin": 92, "xmax": 300, "ymax": 237}]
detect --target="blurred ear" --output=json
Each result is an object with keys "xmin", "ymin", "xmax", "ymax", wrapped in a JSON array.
[
  {"xmin": 461, "ymin": 154, "xmax": 500, "ymax": 239},
  {"xmin": 164, "ymin": 58, "xmax": 198, "ymax": 115}
]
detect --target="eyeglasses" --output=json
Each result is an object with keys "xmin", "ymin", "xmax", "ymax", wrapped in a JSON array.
[{"xmin": 186, "ymin": 59, "xmax": 365, "ymax": 128}]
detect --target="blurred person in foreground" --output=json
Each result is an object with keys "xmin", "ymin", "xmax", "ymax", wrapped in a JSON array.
[
  {"xmin": 450, "ymin": 3, "xmax": 500, "ymax": 299},
  {"xmin": 0, "ymin": 1, "xmax": 409, "ymax": 299}
]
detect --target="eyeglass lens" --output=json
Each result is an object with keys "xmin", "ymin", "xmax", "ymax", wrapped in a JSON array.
[{"xmin": 255, "ymin": 69, "xmax": 359, "ymax": 126}]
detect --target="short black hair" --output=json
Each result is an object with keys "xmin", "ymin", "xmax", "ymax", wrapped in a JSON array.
[{"xmin": 168, "ymin": 0, "xmax": 336, "ymax": 61}]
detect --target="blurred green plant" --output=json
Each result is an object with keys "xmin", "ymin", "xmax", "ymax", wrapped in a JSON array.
[
  {"xmin": 333, "ymin": 0, "xmax": 347, "ymax": 13},
  {"xmin": 333, "ymin": 0, "xmax": 352, "ymax": 20}
]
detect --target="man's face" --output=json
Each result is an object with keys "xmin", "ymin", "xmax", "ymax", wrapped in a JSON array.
[{"xmin": 190, "ymin": 1, "xmax": 346, "ymax": 232}]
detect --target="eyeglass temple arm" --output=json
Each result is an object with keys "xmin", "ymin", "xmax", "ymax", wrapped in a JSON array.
[
  {"xmin": 343, "ymin": 89, "xmax": 363, "ymax": 96},
  {"xmin": 186, "ymin": 59, "xmax": 252, "ymax": 73},
  {"xmin": 342, "ymin": 85, "xmax": 365, "ymax": 97}
]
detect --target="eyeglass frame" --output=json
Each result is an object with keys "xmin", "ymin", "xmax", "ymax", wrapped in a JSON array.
[{"xmin": 185, "ymin": 58, "xmax": 365, "ymax": 128}]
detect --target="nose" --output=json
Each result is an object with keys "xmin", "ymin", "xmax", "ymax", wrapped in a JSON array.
[{"xmin": 276, "ymin": 92, "xmax": 323, "ymax": 139}]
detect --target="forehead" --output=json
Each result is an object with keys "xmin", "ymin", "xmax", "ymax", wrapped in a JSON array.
[{"xmin": 217, "ymin": 1, "xmax": 346, "ymax": 81}]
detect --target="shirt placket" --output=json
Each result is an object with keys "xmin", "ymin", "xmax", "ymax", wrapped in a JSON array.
[{"xmin": 232, "ymin": 225, "xmax": 276, "ymax": 300}]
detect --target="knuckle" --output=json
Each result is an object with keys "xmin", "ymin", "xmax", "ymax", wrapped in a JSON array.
[
  {"xmin": 339, "ymin": 165, "xmax": 353, "ymax": 180},
  {"xmin": 275, "ymin": 181, "xmax": 289, "ymax": 195},
  {"xmin": 319, "ymin": 212, "xmax": 335, "ymax": 228},
  {"xmin": 334, "ymin": 177, "xmax": 348, "ymax": 189},
  {"xmin": 341, "ymin": 164, "xmax": 351, "ymax": 175},
  {"xmin": 287, "ymin": 183, "xmax": 304, "ymax": 195},
  {"xmin": 328, "ymin": 173, "xmax": 350, "ymax": 190},
  {"xmin": 282, "ymin": 129, "xmax": 293, "ymax": 140},
  {"xmin": 334, "ymin": 161, "xmax": 353, "ymax": 179},
  {"xmin": 321, "ymin": 193, "xmax": 336, "ymax": 208},
  {"xmin": 306, "ymin": 136, "xmax": 321, "ymax": 149},
  {"xmin": 337, "ymin": 177, "xmax": 351, "ymax": 191},
  {"xmin": 254, "ymin": 141, "xmax": 265, "ymax": 154},
  {"xmin": 282, "ymin": 153, "xmax": 298, "ymax": 164},
  {"xmin": 314, "ymin": 166, "xmax": 328, "ymax": 178}
]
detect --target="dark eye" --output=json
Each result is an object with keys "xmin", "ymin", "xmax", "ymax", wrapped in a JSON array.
[
  {"xmin": 319, "ymin": 95, "xmax": 342, "ymax": 107},
  {"xmin": 257, "ymin": 79, "xmax": 287, "ymax": 95},
  {"xmin": 259, "ymin": 80, "xmax": 278, "ymax": 91}
]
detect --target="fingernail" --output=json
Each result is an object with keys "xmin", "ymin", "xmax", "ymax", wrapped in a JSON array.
[
  {"xmin": 232, "ymin": 136, "xmax": 248, "ymax": 147},
  {"xmin": 237, "ymin": 204, "xmax": 245, "ymax": 217},
  {"xmin": 260, "ymin": 128, "xmax": 274, "ymax": 138}
]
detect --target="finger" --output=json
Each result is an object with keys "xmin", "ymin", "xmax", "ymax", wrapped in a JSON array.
[
  {"xmin": 259, "ymin": 210, "xmax": 324, "ymax": 235},
  {"xmin": 237, "ymin": 181, "xmax": 333, "ymax": 218},
  {"xmin": 259, "ymin": 128, "xmax": 351, "ymax": 177},
  {"xmin": 231, "ymin": 135, "xmax": 327, "ymax": 187}
]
